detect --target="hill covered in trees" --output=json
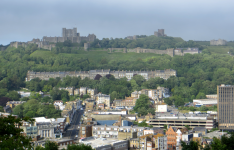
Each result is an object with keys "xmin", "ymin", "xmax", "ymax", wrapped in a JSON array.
[{"xmin": 1, "ymin": 40, "xmax": 234, "ymax": 113}]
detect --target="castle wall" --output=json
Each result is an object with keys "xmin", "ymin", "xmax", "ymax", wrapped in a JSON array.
[{"xmin": 210, "ymin": 39, "xmax": 227, "ymax": 46}]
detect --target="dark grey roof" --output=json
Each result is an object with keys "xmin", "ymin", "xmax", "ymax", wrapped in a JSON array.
[{"xmin": 193, "ymin": 127, "xmax": 206, "ymax": 131}]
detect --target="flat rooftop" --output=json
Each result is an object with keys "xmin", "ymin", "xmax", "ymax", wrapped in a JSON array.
[{"xmin": 80, "ymin": 137, "xmax": 126, "ymax": 148}]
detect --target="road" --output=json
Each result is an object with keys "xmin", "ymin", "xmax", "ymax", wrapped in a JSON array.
[{"xmin": 63, "ymin": 109, "xmax": 84, "ymax": 140}]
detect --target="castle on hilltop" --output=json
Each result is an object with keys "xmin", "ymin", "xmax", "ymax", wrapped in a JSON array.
[
  {"xmin": 42, "ymin": 28, "xmax": 96, "ymax": 43},
  {"xmin": 26, "ymin": 69, "xmax": 177, "ymax": 81},
  {"xmin": 210, "ymin": 39, "xmax": 227, "ymax": 46},
  {"xmin": 10, "ymin": 28, "xmax": 96, "ymax": 50},
  {"xmin": 154, "ymin": 29, "xmax": 167, "ymax": 37}
]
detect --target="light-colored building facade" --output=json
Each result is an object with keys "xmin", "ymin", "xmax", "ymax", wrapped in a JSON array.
[
  {"xmin": 95, "ymin": 93, "xmax": 110, "ymax": 108},
  {"xmin": 26, "ymin": 69, "xmax": 177, "ymax": 81}
]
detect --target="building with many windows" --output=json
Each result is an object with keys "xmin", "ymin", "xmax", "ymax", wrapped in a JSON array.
[{"xmin": 217, "ymin": 84, "xmax": 234, "ymax": 130}]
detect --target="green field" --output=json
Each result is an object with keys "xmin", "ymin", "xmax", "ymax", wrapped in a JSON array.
[
  {"xmin": 206, "ymin": 46, "xmax": 231, "ymax": 54},
  {"xmin": 30, "ymin": 49, "xmax": 166, "ymax": 62}
]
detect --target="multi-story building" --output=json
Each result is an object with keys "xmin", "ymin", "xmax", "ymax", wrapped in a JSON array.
[
  {"xmin": 53, "ymin": 100, "xmax": 65, "ymax": 110},
  {"xmin": 155, "ymin": 102, "xmax": 168, "ymax": 112},
  {"xmin": 166, "ymin": 126, "xmax": 178, "ymax": 150},
  {"xmin": 92, "ymin": 125, "xmax": 146, "ymax": 139},
  {"xmin": 113, "ymin": 97, "xmax": 138, "ymax": 110},
  {"xmin": 94, "ymin": 93, "xmax": 110, "ymax": 108},
  {"xmin": 87, "ymin": 88, "xmax": 98, "ymax": 98},
  {"xmin": 20, "ymin": 122, "xmax": 38, "ymax": 138},
  {"xmin": 80, "ymin": 124, "xmax": 93, "ymax": 139},
  {"xmin": 131, "ymin": 87, "xmax": 170, "ymax": 101},
  {"xmin": 59, "ymin": 87, "xmax": 74, "ymax": 95},
  {"xmin": 217, "ymin": 84, "xmax": 234, "ymax": 130},
  {"xmin": 149, "ymin": 115, "xmax": 216, "ymax": 130},
  {"xmin": 26, "ymin": 69, "xmax": 177, "ymax": 81},
  {"xmin": 157, "ymin": 134, "xmax": 168, "ymax": 150}
]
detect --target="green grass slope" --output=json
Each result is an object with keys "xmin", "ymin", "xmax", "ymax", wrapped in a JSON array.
[{"xmin": 30, "ymin": 49, "xmax": 166, "ymax": 62}]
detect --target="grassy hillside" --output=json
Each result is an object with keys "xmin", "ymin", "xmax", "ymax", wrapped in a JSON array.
[
  {"xmin": 30, "ymin": 49, "xmax": 166, "ymax": 63},
  {"xmin": 206, "ymin": 46, "xmax": 231, "ymax": 54}
]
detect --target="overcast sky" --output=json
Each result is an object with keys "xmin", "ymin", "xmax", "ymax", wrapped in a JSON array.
[{"xmin": 1, "ymin": 0, "xmax": 234, "ymax": 45}]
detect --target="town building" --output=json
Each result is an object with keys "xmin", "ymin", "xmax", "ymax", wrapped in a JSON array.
[
  {"xmin": 166, "ymin": 126, "xmax": 179, "ymax": 150},
  {"xmin": 149, "ymin": 115, "xmax": 216, "ymax": 130},
  {"xmin": 53, "ymin": 100, "xmax": 65, "ymax": 110},
  {"xmin": 59, "ymin": 87, "xmax": 74, "ymax": 95},
  {"xmin": 131, "ymin": 87, "xmax": 170, "ymax": 101},
  {"xmin": 217, "ymin": 84, "xmax": 234, "ymax": 130},
  {"xmin": 80, "ymin": 124, "xmax": 93, "ymax": 139},
  {"xmin": 193, "ymin": 99, "xmax": 217, "ymax": 107},
  {"xmin": 143, "ymin": 127, "xmax": 164, "ymax": 135},
  {"xmin": 113, "ymin": 97, "xmax": 138, "ymax": 110},
  {"xmin": 6, "ymin": 101, "xmax": 26, "ymax": 109},
  {"xmin": 92, "ymin": 125, "xmax": 146, "ymax": 139},
  {"xmin": 79, "ymin": 138, "xmax": 128, "ymax": 150},
  {"xmin": 155, "ymin": 102, "xmax": 168, "ymax": 112},
  {"xmin": 94, "ymin": 93, "xmax": 110, "ymax": 108},
  {"xmin": 26, "ymin": 69, "xmax": 177, "ymax": 81}
]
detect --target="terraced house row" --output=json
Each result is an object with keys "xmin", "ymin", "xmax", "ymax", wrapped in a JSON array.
[{"xmin": 26, "ymin": 69, "xmax": 176, "ymax": 81}]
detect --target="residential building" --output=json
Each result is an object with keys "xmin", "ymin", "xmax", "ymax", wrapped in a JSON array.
[
  {"xmin": 6, "ymin": 101, "xmax": 26, "ymax": 108},
  {"xmin": 35, "ymin": 139, "xmax": 74, "ymax": 149},
  {"xmin": 87, "ymin": 88, "xmax": 98, "ymax": 98},
  {"xmin": 92, "ymin": 125, "xmax": 146, "ymax": 139},
  {"xmin": 157, "ymin": 134, "xmax": 168, "ymax": 150},
  {"xmin": 155, "ymin": 102, "xmax": 167, "ymax": 112},
  {"xmin": 59, "ymin": 87, "xmax": 74, "ymax": 95},
  {"xmin": 20, "ymin": 123, "xmax": 38, "ymax": 138},
  {"xmin": 53, "ymin": 100, "xmax": 65, "ymax": 110},
  {"xmin": 166, "ymin": 126, "xmax": 178, "ymax": 150},
  {"xmin": 98, "ymin": 103, "xmax": 105, "ymax": 110},
  {"xmin": 26, "ymin": 69, "xmax": 177, "ymax": 81},
  {"xmin": 182, "ymin": 133, "xmax": 193, "ymax": 142},
  {"xmin": 114, "ymin": 97, "xmax": 138, "ymax": 110},
  {"xmin": 92, "ymin": 125, "xmax": 119, "ymax": 138},
  {"xmin": 143, "ymin": 127, "xmax": 164, "ymax": 135},
  {"xmin": 95, "ymin": 93, "xmax": 110, "ymax": 108},
  {"xmin": 131, "ymin": 87, "xmax": 170, "ymax": 101},
  {"xmin": 80, "ymin": 124, "xmax": 93, "ymax": 139},
  {"xmin": 17, "ymin": 91, "xmax": 31, "ymax": 97},
  {"xmin": 192, "ymin": 127, "xmax": 207, "ymax": 136},
  {"xmin": 206, "ymin": 94, "xmax": 217, "ymax": 99},
  {"xmin": 193, "ymin": 99, "xmax": 217, "ymax": 107},
  {"xmin": 217, "ymin": 84, "xmax": 234, "ymax": 130}
]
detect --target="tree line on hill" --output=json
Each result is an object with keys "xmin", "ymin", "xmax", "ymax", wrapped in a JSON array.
[{"xmin": 52, "ymin": 36, "xmax": 203, "ymax": 52}]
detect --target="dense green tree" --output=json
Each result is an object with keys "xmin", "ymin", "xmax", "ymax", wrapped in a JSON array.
[
  {"xmin": 65, "ymin": 143, "xmax": 93, "ymax": 150},
  {"xmin": 181, "ymin": 141, "xmax": 200, "ymax": 150},
  {"xmin": 0, "ymin": 115, "xmax": 33, "ymax": 150}
]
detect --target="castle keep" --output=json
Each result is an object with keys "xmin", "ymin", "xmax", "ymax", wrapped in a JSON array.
[
  {"xmin": 43, "ymin": 28, "xmax": 96, "ymax": 43},
  {"xmin": 26, "ymin": 69, "xmax": 176, "ymax": 81},
  {"xmin": 10, "ymin": 27, "xmax": 96, "ymax": 50}
]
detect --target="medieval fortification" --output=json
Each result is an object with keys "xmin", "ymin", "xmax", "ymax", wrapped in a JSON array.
[
  {"xmin": 10, "ymin": 28, "xmax": 96, "ymax": 50},
  {"xmin": 9, "ymin": 28, "xmax": 201, "ymax": 56},
  {"xmin": 210, "ymin": 39, "xmax": 227, "ymax": 46},
  {"xmin": 26, "ymin": 69, "xmax": 176, "ymax": 81}
]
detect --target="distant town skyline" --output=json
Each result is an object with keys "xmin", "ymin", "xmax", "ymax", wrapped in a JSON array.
[{"xmin": 1, "ymin": 0, "xmax": 234, "ymax": 45}]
